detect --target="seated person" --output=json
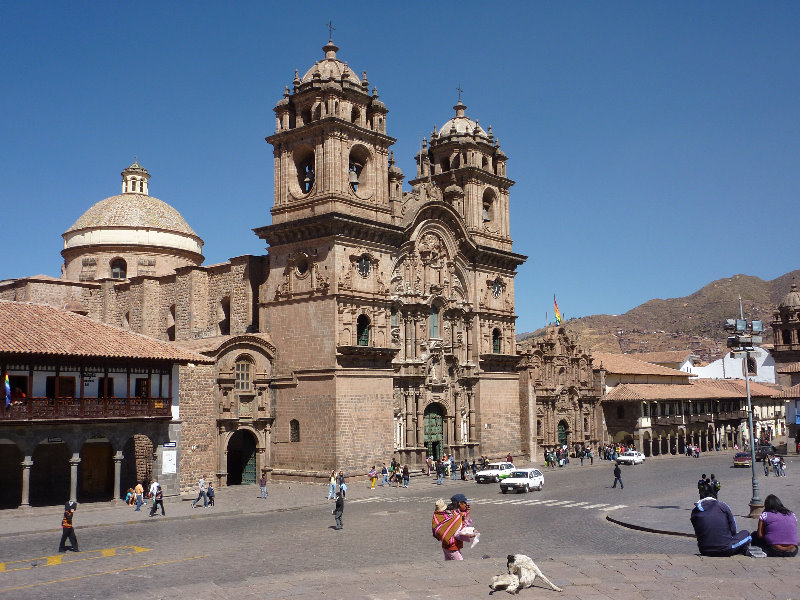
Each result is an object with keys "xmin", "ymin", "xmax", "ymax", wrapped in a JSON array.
[
  {"xmin": 690, "ymin": 496, "xmax": 751, "ymax": 556},
  {"xmin": 751, "ymin": 494, "xmax": 798, "ymax": 557}
]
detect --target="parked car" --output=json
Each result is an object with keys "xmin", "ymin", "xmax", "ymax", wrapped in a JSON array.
[
  {"xmin": 754, "ymin": 444, "xmax": 777, "ymax": 462},
  {"xmin": 733, "ymin": 452, "xmax": 752, "ymax": 467},
  {"xmin": 475, "ymin": 462, "xmax": 515, "ymax": 483},
  {"xmin": 500, "ymin": 468, "xmax": 544, "ymax": 493},
  {"xmin": 615, "ymin": 451, "xmax": 646, "ymax": 465}
]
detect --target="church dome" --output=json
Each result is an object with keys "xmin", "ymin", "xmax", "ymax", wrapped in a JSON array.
[
  {"xmin": 61, "ymin": 163, "xmax": 204, "ymax": 281},
  {"xmin": 66, "ymin": 193, "xmax": 198, "ymax": 237},
  {"xmin": 301, "ymin": 40, "xmax": 361, "ymax": 84},
  {"xmin": 780, "ymin": 283, "xmax": 800, "ymax": 310},
  {"xmin": 438, "ymin": 101, "xmax": 488, "ymax": 139}
]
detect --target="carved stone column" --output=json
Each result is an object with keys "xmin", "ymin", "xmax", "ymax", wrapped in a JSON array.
[
  {"xmin": 415, "ymin": 389, "xmax": 424, "ymax": 450},
  {"xmin": 20, "ymin": 456, "xmax": 33, "ymax": 507},
  {"xmin": 69, "ymin": 454, "xmax": 81, "ymax": 503},
  {"xmin": 467, "ymin": 390, "xmax": 476, "ymax": 445},
  {"xmin": 112, "ymin": 450, "xmax": 123, "ymax": 503},
  {"xmin": 405, "ymin": 390, "xmax": 415, "ymax": 447}
]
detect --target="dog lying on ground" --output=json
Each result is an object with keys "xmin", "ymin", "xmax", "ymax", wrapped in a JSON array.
[{"xmin": 489, "ymin": 554, "xmax": 563, "ymax": 594}]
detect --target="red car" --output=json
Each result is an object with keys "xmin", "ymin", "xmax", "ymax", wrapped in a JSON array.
[{"xmin": 733, "ymin": 452, "xmax": 752, "ymax": 467}]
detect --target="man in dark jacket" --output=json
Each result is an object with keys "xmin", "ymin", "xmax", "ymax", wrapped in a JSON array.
[
  {"xmin": 59, "ymin": 502, "xmax": 79, "ymax": 552},
  {"xmin": 612, "ymin": 464, "xmax": 623, "ymax": 489},
  {"xmin": 690, "ymin": 497, "xmax": 750, "ymax": 556},
  {"xmin": 332, "ymin": 492, "xmax": 344, "ymax": 530}
]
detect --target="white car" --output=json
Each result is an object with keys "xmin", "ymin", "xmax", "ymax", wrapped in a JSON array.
[
  {"xmin": 500, "ymin": 468, "xmax": 544, "ymax": 493},
  {"xmin": 616, "ymin": 451, "xmax": 646, "ymax": 465},
  {"xmin": 475, "ymin": 462, "xmax": 515, "ymax": 483}
]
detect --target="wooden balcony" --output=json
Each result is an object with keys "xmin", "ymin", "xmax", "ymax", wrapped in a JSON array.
[
  {"xmin": 0, "ymin": 397, "xmax": 172, "ymax": 422},
  {"xmin": 717, "ymin": 409, "xmax": 748, "ymax": 420}
]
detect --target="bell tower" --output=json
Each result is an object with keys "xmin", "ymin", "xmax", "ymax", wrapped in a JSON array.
[
  {"xmin": 267, "ymin": 39, "xmax": 395, "ymax": 225},
  {"xmin": 409, "ymin": 99, "xmax": 513, "ymax": 252}
]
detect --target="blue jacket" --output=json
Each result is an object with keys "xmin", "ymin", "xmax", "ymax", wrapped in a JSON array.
[{"xmin": 690, "ymin": 498, "xmax": 745, "ymax": 555}]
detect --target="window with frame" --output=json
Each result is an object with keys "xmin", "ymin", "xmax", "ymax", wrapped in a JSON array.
[
  {"xmin": 235, "ymin": 358, "xmax": 253, "ymax": 391},
  {"xmin": 110, "ymin": 258, "xmax": 127, "ymax": 279},
  {"xmin": 357, "ymin": 315, "xmax": 370, "ymax": 346},
  {"xmin": 46, "ymin": 376, "xmax": 76, "ymax": 398},
  {"xmin": 492, "ymin": 328, "xmax": 501, "ymax": 354},
  {"xmin": 429, "ymin": 305, "xmax": 440, "ymax": 338},
  {"xmin": 97, "ymin": 376, "xmax": 115, "ymax": 398},
  {"xmin": 135, "ymin": 378, "xmax": 150, "ymax": 398},
  {"xmin": 290, "ymin": 419, "xmax": 300, "ymax": 442}
]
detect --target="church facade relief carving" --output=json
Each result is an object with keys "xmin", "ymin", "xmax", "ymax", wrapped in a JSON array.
[{"xmin": 519, "ymin": 326, "xmax": 603, "ymax": 457}]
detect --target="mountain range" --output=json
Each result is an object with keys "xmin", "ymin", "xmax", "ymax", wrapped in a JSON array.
[{"xmin": 517, "ymin": 270, "xmax": 800, "ymax": 362}]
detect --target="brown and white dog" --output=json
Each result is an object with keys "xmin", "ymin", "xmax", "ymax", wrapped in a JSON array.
[{"xmin": 489, "ymin": 554, "xmax": 563, "ymax": 594}]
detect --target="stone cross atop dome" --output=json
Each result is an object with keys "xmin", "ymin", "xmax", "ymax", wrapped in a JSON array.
[{"xmin": 122, "ymin": 159, "xmax": 150, "ymax": 195}]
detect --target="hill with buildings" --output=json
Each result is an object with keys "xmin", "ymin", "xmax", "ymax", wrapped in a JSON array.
[{"xmin": 518, "ymin": 270, "xmax": 800, "ymax": 363}]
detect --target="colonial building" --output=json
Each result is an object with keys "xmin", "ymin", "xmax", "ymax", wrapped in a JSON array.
[
  {"xmin": 0, "ymin": 38, "xmax": 526, "ymax": 497},
  {"xmin": 0, "ymin": 300, "xmax": 210, "ymax": 507},
  {"xmin": 518, "ymin": 326, "xmax": 603, "ymax": 457}
]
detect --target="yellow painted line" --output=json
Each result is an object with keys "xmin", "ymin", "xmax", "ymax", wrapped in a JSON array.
[
  {"xmin": 0, "ymin": 554, "xmax": 208, "ymax": 594},
  {"xmin": 0, "ymin": 546, "xmax": 150, "ymax": 573}
]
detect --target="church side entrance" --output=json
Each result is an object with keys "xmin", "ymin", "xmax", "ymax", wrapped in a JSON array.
[
  {"xmin": 557, "ymin": 420, "xmax": 569, "ymax": 446},
  {"xmin": 424, "ymin": 404, "xmax": 444, "ymax": 460},
  {"xmin": 226, "ymin": 430, "xmax": 257, "ymax": 485}
]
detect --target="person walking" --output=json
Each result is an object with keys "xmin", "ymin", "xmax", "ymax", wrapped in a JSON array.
[
  {"xmin": 708, "ymin": 474, "xmax": 721, "ymax": 499},
  {"xmin": 698, "ymin": 474, "xmax": 708, "ymax": 498},
  {"xmin": 260, "ymin": 473, "xmax": 269, "ymax": 499},
  {"xmin": 332, "ymin": 491, "xmax": 344, "ymax": 530},
  {"xmin": 206, "ymin": 482, "xmax": 215, "ymax": 507},
  {"xmin": 134, "ymin": 482, "xmax": 144, "ymax": 511},
  {"xmin": 436, "ymin": 458, "xmax": 444, "ymax": 485},
  {"xmin": 58, "ymin": 502, "xmax": 79, "ymax": 552},
  {"xmin": 337, "ymin": 471, "xmax": 347, "ymax": 498},
  {"xmin": 368, "ymin": 466, "xmax": 377, "ymax": 489},
  {"xmin": 380, "ymin": 463, "xmax": 388, "ymax": 487},
  {"xmin": 191, "ymin": 476, "xmax": 208, "ymax": 508},
  {"xmin": 612, "ymin": 464, "xmax": 623, "ymax": 489},
  {"xmin": 327, "ymin": 470, "xmax": 337, "ymax": 499},
  {"xmin": 402, "ymin": 464, "xmax": 410, "ymax": 488},
  {"xmin": 450, "ymin": 455, "xmax": 457, "ymax": 480},
  {"xmin": 149, "ymin": 484, "xmax": 165, "ymax": 516}
]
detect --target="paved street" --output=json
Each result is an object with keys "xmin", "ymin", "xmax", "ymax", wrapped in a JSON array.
[{"xmin": 0, "ymin": 452, "xmax": 797, "ymax": 599}]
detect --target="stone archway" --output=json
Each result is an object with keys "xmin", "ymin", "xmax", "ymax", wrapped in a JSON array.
[
  {"xmin": 78, "ymin": 439, "xmax": 114, "ymax": 502},
  {"xmin": 0, "ymin": 441, "xmax": 23, "ymax": 508},
  {"xmin": 30, "ymin": 441, "xmax": 70, "ymax": 506},
  {"xmin": 227, "ymin": 429, "xmax": 258, "ymax": 485},
  {"xmin": 677, "ymin": 430, "xmax": 686, "ymax": 455},
  {"xmin": 642, "ymin": 431, "xmax": 652, "ymax": 457},
  {"xmin": 121, "ymin": 434, "xmax": 154, "ymax": 497}
]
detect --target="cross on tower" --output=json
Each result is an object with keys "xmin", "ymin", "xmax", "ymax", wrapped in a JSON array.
[
  {"xmin": 456, "ymin": 83, "xmax": 464, "ymax": 102},
  {"xmin": 327, "ymin": 20, "xmax": 335, "ymax": 40}
]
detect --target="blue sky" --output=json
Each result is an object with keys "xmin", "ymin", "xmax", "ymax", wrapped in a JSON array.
[{"xmin": 2, "ymin": 2, "xmax": 798, "ymax": 334}]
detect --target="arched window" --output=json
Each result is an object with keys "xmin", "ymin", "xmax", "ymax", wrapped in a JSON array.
[
  {"xmin": 782, "ymin": 330, "xmax": 791, "ymax": 344},
  {"xmin": 357, "ymin": 314, "xmax": 370, "ymax": 346},
  {"xmin": 235, "ymin": 356, "xmax": 253, "ymax": 391},
  {"xmin": 390, "ymin": 306, "xmax": 398, "ymax": 327},
  {"xmin": 492, "ymin": 328, "xmax": 501, "ymax": 354},
  {"xmin": 110, "ymin": 258, "xmax": 127, "ymax": 279},
  {"xmin": 536, "ymin": 419, "xmax": 542, "ymax": 437},
  {"xmin": 583, "ymin": 417, "xmax": 589, "ymax": 432},
  {"xmin": 351, "ymin": 106, "xmax": 360, "ymax": 125},
  {"xmin": 482, "ymin": 188, "xmax": 496, "ymax": 222},
  {"xmin": 290, "ymin": 419, "xmax": 300, "ymax": 442},
  {"xmin": 430, "ymin": 305, "xmax": 440, "ymax": 338}
]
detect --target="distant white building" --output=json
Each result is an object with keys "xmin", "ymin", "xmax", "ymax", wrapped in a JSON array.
[{"xmin": 692, "ymin": 347, "xmax": 775, "ymax": 384}]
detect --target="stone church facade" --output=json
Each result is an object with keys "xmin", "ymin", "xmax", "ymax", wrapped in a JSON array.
[{"xmin": 1, "ymin": 39, "xmax": 526, "ymax": 491}]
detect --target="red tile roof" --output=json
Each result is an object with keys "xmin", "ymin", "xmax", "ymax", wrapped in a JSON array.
[
  {"xmin": 626, "ymin": 350, "xmax": 696, "ymax": 364},
  {"xmin": 605, "ymin": 378, "xmax": 778, "ymax": 401},
  {"xmin": 776, "ymin": 383, "xmax": 800, "ymax": 399},
  {"xmin": 0, "ymin": 300, "xmax": 212, "ymax": 363},
  {"xmin": 592, "ymin": 352, "xmax": 693, "ymax": 377}
]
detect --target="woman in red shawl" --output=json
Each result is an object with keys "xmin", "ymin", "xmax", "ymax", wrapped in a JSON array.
[{"xmin": 432, "ymin": 494, "xmax": 475, "ymax": 560}]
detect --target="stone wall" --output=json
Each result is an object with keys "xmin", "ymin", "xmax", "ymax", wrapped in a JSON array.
[
  {"xmin": 475, "ymin": 373, "xmax": 521, "ymax": 459},
  {"xmin": 176, "ymin": 363, "xmax": 218, "ymax": 491}
]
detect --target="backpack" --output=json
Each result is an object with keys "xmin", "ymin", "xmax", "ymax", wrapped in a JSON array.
[{"xmin": 713, "ymin": 479, "xmax": 721, "ymax": 491}]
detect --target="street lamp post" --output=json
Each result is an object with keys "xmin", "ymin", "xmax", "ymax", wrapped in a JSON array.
[{"xmin": 723, "ymin": 297, "xmax": 763, "ymax": 518}]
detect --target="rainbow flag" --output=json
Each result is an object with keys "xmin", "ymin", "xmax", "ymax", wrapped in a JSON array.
[
  {"xmin": 3, "ymin": 374, "xmax": 10, "ymax": 408},
  {"xmin": 554, "ymin": 295, "xmax": 562, "ymax": 325}
]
